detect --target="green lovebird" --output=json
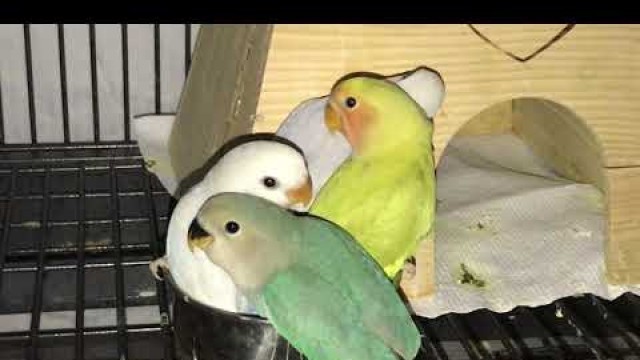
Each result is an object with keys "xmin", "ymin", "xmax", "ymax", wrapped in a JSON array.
[
  {"xmin": 189, "ymin": 192, "xmax": 421, "ymax": 360},
  {"xmin": 310, "ymin": 74, "xmax": 436, "ymax": 280}
]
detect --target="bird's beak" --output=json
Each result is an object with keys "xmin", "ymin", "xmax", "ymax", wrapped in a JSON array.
[
  {"xmin": 187, "ymin": 220, "xmax": 215, "ymax": 252},
  {"xmin": 286, "ymin": 176, "xmax": 313, "ymax": 207},
  {"xmin": 324, "ymin": 101, "xmax": 342, "ymax": 134},
  {"xmin": 188, "ymin": 235, "xmax": 214, "ymax": 252}
]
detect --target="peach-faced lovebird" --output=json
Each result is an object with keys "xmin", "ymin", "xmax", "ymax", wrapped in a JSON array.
[
  {"xmin": 190, "ymin": 192, "xmax": 421, "ymax": 360},
  {"xmin": 149, "ymin": 136, "xmax": 312, "ymax": 313},
  {"xmin": 310, "ymin": 75, "xmax": 436, "ymax": 281}
]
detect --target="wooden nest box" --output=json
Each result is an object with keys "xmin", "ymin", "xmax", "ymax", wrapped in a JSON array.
[{"xmin": 170, "ymin": 25, "xmax": 640, "ymax": 296}]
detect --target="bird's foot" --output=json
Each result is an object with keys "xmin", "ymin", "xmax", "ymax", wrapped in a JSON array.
[
  {"xmin": 149, "ymin": 256, "xmax": 170, "ymax": 281},
  {"xmin": 399, "ymin": 258, "xmax": 434, "ymax": 299}
]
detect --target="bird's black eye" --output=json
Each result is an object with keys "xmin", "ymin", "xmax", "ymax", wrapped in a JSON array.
[
  {"xmin": 225, "ymin": 221, "xmax": 240, "ymax": 234},
  {"xmin": 345, "ymin": 97, "xmax": 357, "ymax": 109},
  {"xmin": 263, "ymin": 176, "xmax": 277, "ymax": 189}
]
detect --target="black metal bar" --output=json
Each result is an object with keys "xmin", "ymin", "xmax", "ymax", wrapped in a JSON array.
[
  {"xmin": 74, "ymin": 166, "xmax": 87, "ymax": 360},
  {"xmin": 519, "ymin": 307, "xmax": 572, "ymax": 358},
  {"xmin": 485, "ymin": 312, "xmax": 523, "ymax": 359},
  {"xmin": 141, "ymin": 160, "xmax": 173, "ymax": 359},
  {"xmin": 109, "ymin": 160, "xmax": 129, "ymax": 359},
  {"xmin": 0, "ymin": 323, "xmax": 164, "ymax": 340},
  {"xmin": 0, "ymin": 77, "xmax": 5, "ymax": 144},
  {"xmin": 555, "ymin": 301, "xmax": 617, "ymax": 359},
  {"xmin": 2, "ymin": 216, "xmax": 168, "ymax": 228},
  {"xmin": 1, "ymin": 192, "xmax": 162, "ymax": 203},
  {"xmin": 285, "ymin": 341, "xmax": 290, "ymax": 360},
  {"xmin": 463, "ymin": 315, "xmax": 498, "ymax": 360},
  {"xmin": 623, "ymin": 292, "xmax": 640, "ymax": 332},
  {"xmin": 23, "ymin": 24, "xmax": 37, "ymax": 144},
  {"xmin": 0, "ymin": 168, "xmax": 18, "ymax": 291},
  {"xmin": 444, "ymin": 314, "xmax": 483, "ymax": 360},
  {"xmin": 2, "ymin": 260, "xmax": 154, "ymax": 273},
  {"xmin": 28, "ymin": 166, "xmax": 51, "ymax": 360},
  {"xmin": 184, "ymin": 24, "xmax": 191, "ymax": 76},
  {"xmin": 89, "ymin": 24, "xmax": 100, "ymax": 143},
  {"xmin": 588, "ymin": 295, "xmax": 640, "ymax": 356},
  {"xmin": 0, "ymin": 155, "xmax": 144, "ymax": 165},
  {"xmin": 4, "ymin": 242, "xmax": 152, "ymax": 257},
  {"xmin": 57, "ymin": 24, "xmax": 70, "ymax": 144},
  {"xmin": 413, "ymin": 318, "xmax": 448, "ymax": 360},
  {"xmin": 154, "ymin": 24, "xmax": 161, "ymax": 113},
  {"xmin": 0, "ymin": 141, "xmax": 139, "ymax": 152},
  {"xmin": 121, "ymin": 24, "xmax": 131, "ymax": 142},
  {"xmin": 497, "ymin": 313, "xmax": 537, "ymax": 360}
]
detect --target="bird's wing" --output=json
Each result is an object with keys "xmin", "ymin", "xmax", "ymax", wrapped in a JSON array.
[
  {"xmin": 294, "ymin": 219, "xmax": 422, "ymax": 360},
  {"xmin": 261, "ymin": 266, "xmax": 398, "ymax": 360}
]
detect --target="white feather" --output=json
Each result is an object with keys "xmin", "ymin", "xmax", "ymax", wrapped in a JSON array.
[
  {"xmin": 131, "ymin": 114, "xmax": 180, "ymax": 195},
  {"xmin": 165, "ymin": 140, "xmax": 309, "ymax": 313}
]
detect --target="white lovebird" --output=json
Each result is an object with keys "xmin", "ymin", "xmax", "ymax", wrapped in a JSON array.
[{"xmin": 149, "ymin": 136, "xmax": 313, "ymax": 313}]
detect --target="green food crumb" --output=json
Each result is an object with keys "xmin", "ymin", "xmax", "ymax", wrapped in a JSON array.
[
  {"xmin": 145, "ymin": 159, "xmax": 157, "ymax": 169},
  {"xmin": 458, "ymin": 263, "xmax": 486, "ymax": 288}
]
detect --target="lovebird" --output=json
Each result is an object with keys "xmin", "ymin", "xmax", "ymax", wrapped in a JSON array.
[
  {"xmin": 310, "ymin": 74, "xmax": 436, "ymax": 281},
  {"xmin": 276, "ymin": 67, "xmax": 444, "ymax": 195},
  {"xmin": 149, "ymin": 135, "xmax": 312, "ymax": 313},
  {"xmin": 189, "ymin": 192, "xmax": 421, "ymax": 360}
]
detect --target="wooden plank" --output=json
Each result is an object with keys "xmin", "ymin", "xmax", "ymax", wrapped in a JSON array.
[
  {"xmin": 400, "ymin": 232, "xmax": 435, "ymax": 298},
  {"xmin": 453, "ymin": 100, "xmax": 513, "ymax": 137},
  {"xmin": 512, "ymin": 98, "xmax": 606, "ymax": 191},
  {"xmin": 169, "ymin": 24, "xmax": 273, "ymax": 194},
  {"xmin": 255, "ymin": 24, "xmax": 640, "ymax": 168},
  {"xmin": 606, "ymin": 166, "xmax": 640, "ymax": 285}
]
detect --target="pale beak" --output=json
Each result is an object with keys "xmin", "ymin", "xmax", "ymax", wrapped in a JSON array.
[
  {"xmin": 286, "ymin": 176, "xmax": 313, "ymax": 207},
  {"xmin": 324, "ymin": 101, "xmax": 342, "ymax": 133},
  {"xmin": 188, "ymin": 235, "xmax": 214, "ymax": 252},
  {"xmin": 187, "ymin": 220, "xmax": 215, "ymax": 252}
]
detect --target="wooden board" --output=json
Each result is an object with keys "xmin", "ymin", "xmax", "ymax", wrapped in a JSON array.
[
  {"xmin": 254, "ymin": 25, "xmax": 640, "ymax": 168},
  {"xmin": 454, "ymin": 101, "xmax": 513, "ymax": 137},
  {"xmin": 606, "ymin": 166, "xmax": 640, "ymax": 285},
  {"xmin": 170, "ymin": 24, "xmax": 273, "ymax": 193},
  {"xmin": 512, "ymin": 98, "xmax": 606, "ymax": 191}
]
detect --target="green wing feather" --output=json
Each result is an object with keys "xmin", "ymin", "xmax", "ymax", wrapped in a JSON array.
[{"xmin": 259, "ymin": 217, "xmax": 421, "ymax": 360}]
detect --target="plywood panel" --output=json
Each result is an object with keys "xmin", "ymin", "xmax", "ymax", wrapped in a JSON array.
[
  {"xmin": 513, "ymin": 98, "xmax": 606, "ymax": 191},
  {"xmin": 256, "ymin": 24, "xmax": 640, "ymax": 168},
  {"xmin": 170, "ymin": 25, "xmax": 273, "ymax": 193},
  {"xmin": 454, "ymin": 101, "xmax": 513, "ymax": 137},
  {"xmin": 606, "ymin": 166, "xmax": 640, "ymax": 284}
]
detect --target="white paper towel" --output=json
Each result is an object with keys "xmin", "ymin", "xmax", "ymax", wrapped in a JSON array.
[{"xmin": 409, "ymin": 133, "xmax": 640, "ymax": 318}]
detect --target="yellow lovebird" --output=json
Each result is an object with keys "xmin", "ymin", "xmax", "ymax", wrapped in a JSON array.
[{"xmin": 310, "ymin": 74, "xmax": 436, "ymax": 282}]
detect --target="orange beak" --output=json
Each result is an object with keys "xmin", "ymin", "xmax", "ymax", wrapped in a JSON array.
[
  {"xmin": 324, "ymin": 102, "xmax": 342, "ymax": 133},
  {"xmin": 286, "ymin": 176, "xmax": 313, "ymax": 207},
  {"xmin": 325, "ymin": 99, "xmax": 366, "ymax": 152}
]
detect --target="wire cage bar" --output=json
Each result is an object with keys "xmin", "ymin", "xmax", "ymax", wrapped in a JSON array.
[{"xmin": 0, "ymin": 24, "xmax": 638, "ymax": 360}]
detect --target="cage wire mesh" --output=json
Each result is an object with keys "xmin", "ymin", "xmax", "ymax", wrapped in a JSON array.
[{"xmin": 0, "ymin": 24, "xmax": 638, "ymax": 360}]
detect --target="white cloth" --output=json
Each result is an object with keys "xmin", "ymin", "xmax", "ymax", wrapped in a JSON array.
[{"xmin": 409, "ymin": 134, "xmax": 639, "ymax": 317}]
